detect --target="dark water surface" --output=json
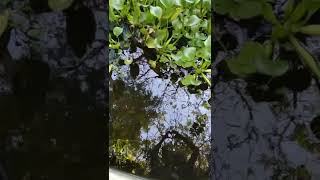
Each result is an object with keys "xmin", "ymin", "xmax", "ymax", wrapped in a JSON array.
[{"xmin": 109, "ymin": 50, "xmax": 211, "ymax": 179}]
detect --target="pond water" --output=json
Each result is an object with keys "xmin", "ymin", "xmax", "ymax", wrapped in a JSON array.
[
  {"xmin": 213, "ymin": 4, "xmax": 320, "ymax": 179},
  {"xmin": 0, "ymin": 1, "xmax": 107, "ymax": 179},
  {"xmin": 109, "ymin": 49, "xmax": 211, "ymax": 179}
]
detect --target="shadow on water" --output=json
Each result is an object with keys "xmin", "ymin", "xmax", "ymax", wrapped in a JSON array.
[
  {"xmin": 109, "ymin": 53, "xmax": 211, "ymax": 180},
  {"xmin": 0, "ymin": 59, "xmax": 106, "ymax": 180}
]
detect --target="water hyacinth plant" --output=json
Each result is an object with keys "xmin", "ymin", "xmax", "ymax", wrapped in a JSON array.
[{"xmin": 109, "ymin": 0, "xmax": 211, "ymax": 88}]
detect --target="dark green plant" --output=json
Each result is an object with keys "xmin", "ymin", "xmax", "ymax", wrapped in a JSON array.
[{"xmin": 217, "ymin": 0, "xmax": 320, "ymax": 79}]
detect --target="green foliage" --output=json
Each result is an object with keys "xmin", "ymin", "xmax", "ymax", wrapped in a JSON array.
[
  {"xmin": 227, "ymin": 41, "xmax": 288, "ymax": 77},
  {"xmin": 109, "ymin": 0, "xmax": 211, "ymax": 87},
  {"xmin": 217, "ymin": 0, "xmax": 320, "ymax": 80}
]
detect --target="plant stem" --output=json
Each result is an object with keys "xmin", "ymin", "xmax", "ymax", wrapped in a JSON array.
[
  {"xmin": 201, "ymin": 73, "xmax": 211, "ymax": 86},
  {"xmin": 289, "ymin": 35, "xmax": 320, "ymax": 79}
]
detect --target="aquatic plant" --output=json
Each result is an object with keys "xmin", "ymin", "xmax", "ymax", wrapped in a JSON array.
[{"xmin": 109, "ymin": 0, "xmax": 211, "ymax": 87}]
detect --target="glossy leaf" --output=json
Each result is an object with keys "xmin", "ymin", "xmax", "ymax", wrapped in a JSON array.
[
  {"xmin": 113, "ymin": 27, "xmax": 123, "ymax": 37},
  {"xmin": 150, "ymin": 6, "xmax": 162, "ymax": 19}
]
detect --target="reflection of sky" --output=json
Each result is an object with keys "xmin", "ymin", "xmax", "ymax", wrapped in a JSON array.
[{"xmin": 111, "ymin": 59, "xmax": 211, "ymax": 146}]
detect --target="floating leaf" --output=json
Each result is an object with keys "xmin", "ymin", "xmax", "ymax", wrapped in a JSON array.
[
  {"xmin": 255, "ymin": 58, "xmax": 289, "ymax": 77},
  {"xmin": 48, "ymin": 0, "xmax": 74, "ymax": 11},
  {"xmin": 150, "ymin": 6, "xmax": 162, "ymax": 19},
  {"xmin": 183, "ymin": 47, "xmax": 197, "ymax": 60},
  {"xmin": 113, "ymin": 27, "xmax": 123, "ymax": 37},
  {"xmin": 181, "ymin": 74, "xmax": 201, "ymax": 86},
  {"xmin": 110, "ymin": 0, "xmax": 125, "ymax": 10},
  {"xmin": 186, "ymin": 15, "xmax": 201, "ymax": 26}
]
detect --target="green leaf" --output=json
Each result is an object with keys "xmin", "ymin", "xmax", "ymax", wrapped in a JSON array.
[
  {"xmin": 183, "ymin": 47, "xmax": 197, "ymax": 60},
  {"xmin": 148, "ymin": 60, "xmax": 157, "ymax": 68},
  {"xmin": 146, "ymin": 37, "xmax": 162, "ymax": 49},
  {"xmin": 181, "ymin": 74, "xmax": 201, "ymax": 86},
  {"xmin": 185, "ymin": 15, "xmax": 201, "ymax": 26},
  {"xmin": 284, "ymin": 0, "xmax": 295, "ymax": 20},
  {"xmin": 172, "ymin": 18, "xmax": 183, "ymax": 30},
  {"xmin": 0, "ymin": 10, "xmax": 9, "ymax": 39},
  {"xmin": 160, "ymin": 0, "xmax": 173, "ymax": 7},
  {"xmin": 150, "ymin": 6, "xmax": 162, "ymax": 19},
  {"xmin": 255, "ymin": 58, "xmax": 289, "ymax": 76},
  {"xmin": 48, "ymin": 0, "xmax": 74, "ymax": 11},
  {"xmin": 113, "ymin": 27, "xmax": 123, "ymax": 37},
  {"xmin": 299, "ymin": 24, "xmax": 320, "ymax": 36},
  {"xmin": 204, "ymin": 35, "xmax": 211, "ymax": 48},
  {"xmin": 110, "ymin": 0, "xmax": 125, "ymax": 10},
  {"xmin": 124, "ymin": 58, "xmax": 133, "ymax": 65},
  {"xmin": 288, "ymin": 0, "xmax": 306, "ymax": 23},
  {"xmin": 262, "ymin": 3, "xmax": 279, "ymax": 25},
  {"xmin": 289, "ymin": 35, "xmax": 320, "ymax": 79}
]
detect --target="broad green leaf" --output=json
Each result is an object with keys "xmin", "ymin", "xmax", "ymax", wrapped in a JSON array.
[
  {"xmin": 185, "ymin": 15, "xmax": 201, "ymax": 26},
  {"xmin": 227, "ymin": 57, "xmax": 256, "ymax": 77},
  {"xmin": 146, "ymin": 37, "xmax": 162, "ymax": 48},
  {"xmin": 183, "ymin": 47, "xmax": 197, "ymax": 60},
  {"xmin": 181, "ymin": 74, "xmax": 201, "ymax": 86},
  {"xmin": 150, "ymin": 6, "xmax": 162, "ymax": 19},
  {"xmin": 113, "ymin": 27, "xmax": 123, "ymax": 37},
  {"xmin": 172, "ymin": 18, "xmax": 183, "ymax": 30},
  {"xmin": 227, "ymin": 41, "xmax": 265, "ymax": 76},
  {"xmin": 255, "ymin": 59, "xmax": 289, "ymax": 76},
  {"xmin": 160, "ymin": 0, "xmax": 173, "ymax": 7},
  {"xmin": 0, "ymin": 10, "xmax": 9, "ymax": 39},
  {"xmin": 48, "ymin": 0, "xmax": 74, "ymax": 11},
  {"xmin": 110, "ymin": 0, "xmax": 125, "ymax": 10}
]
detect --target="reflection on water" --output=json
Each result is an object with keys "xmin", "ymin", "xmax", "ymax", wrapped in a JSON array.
[
  {"xmin": 213, "ymin": 79, "xmax": 320, "ymax": 180},
  {"xmin": 109, "ymin": 57, "xmax": 211, "ymax": 179}
]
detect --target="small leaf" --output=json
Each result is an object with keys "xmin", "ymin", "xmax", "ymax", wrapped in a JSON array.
[
  {"xmin": 204, "ymin": 35, "xmax": 211, "ymax": 48},
  {"xmin": 185, "ymin": 15, "xmax": 201, "ymax": 26},
  {"xmin": 148, "ymin": 60, "xmax": 157, "ymax": 68},
  {"xmin": 113, "ymin": 27, "xmax": 123, "ymax": 37},
  {"xmin": 48, "ymin": 0, "xmax": 74, "ymax": 11},
  {"xmin": 124, "ymin": 58, "xmax": 133, "ymax": 65},
  {"xmin": 183, "ymin": 47, "xmax": 197, "ymax": 59},
  {"xmin": 150, "ymin": 6, "xmax": 162, "ymax": 19},
  {"xmin": 110, "ymin": 0, "xmax": 125, "ymax": 10},
  {"xmin": 181, "ymin": 74, "xmax": 201, "ymax": 86}
]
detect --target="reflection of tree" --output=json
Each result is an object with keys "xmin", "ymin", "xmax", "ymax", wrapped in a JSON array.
[
  {"xmin": 109, "ymin": 79, "xmax": 161, "ymax": 173},
  {"xmin": 149, "ymin": 130, "xmax": 209, "ymax": 180}
]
